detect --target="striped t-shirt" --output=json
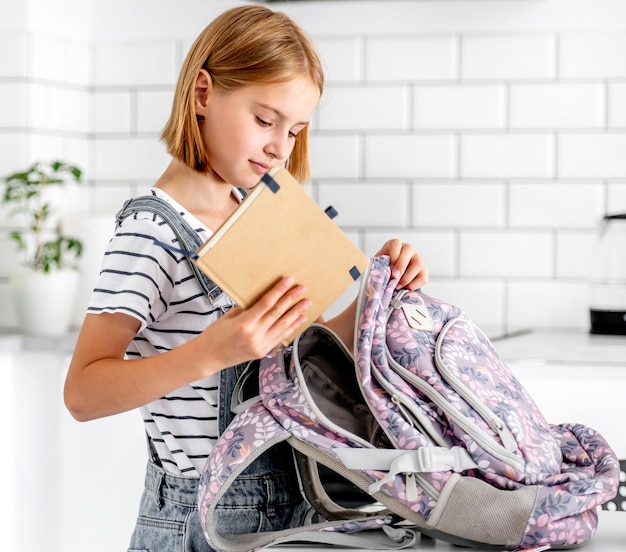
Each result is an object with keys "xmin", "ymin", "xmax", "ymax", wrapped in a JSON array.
[{"xmin": 88, "ymin": 187, "xmax": 240, "ymax": 476}]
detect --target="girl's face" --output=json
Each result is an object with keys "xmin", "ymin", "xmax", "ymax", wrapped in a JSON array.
[{"xmin": 196, "ymin": 74, "xmax": 320, "ymax": 188}]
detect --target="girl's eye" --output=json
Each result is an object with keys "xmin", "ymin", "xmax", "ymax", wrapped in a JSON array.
[
  {"xmin": 288, "ymin": 130, "xmax": 297, "ymax": 139},
  {"xmin": 256, "ymin": 117, "xmax": 272, "ymax": 128}
]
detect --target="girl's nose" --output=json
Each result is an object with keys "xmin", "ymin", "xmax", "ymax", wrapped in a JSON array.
[{"xmin": 264, "ymin": 136, "xmax": 289, "ymax": 161}]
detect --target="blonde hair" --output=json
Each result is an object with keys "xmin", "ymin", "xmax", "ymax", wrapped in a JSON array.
[{"xmin": 161, "ymin": 5, "xmax": 324, "ymax": 183}]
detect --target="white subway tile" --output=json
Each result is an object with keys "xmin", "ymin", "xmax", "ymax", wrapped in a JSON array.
[
  {"xmin": 414, "ymin": 85, "xmax": 505, "ymax": 130},
  {"xmin": 318, "ymin": 86, "xmax": 409, "ymax": 131},
  {"xmin": 28, "ymin": 133, "xmax": 66, "ymax": 163},
  {"xmin": 93, "ymin": 91, "xmax": 131, "ymax": 134},
  {"xmin": 315, "ymin": 37, "xmax": 362, "ymax": 83},
  {"xmin": 366, "ymin": 36, "xmax": 456, "ymax": 81},
  {"xmin": 92, "ymin": 185, "xmax": 136, "ymax": 216},
  {"xmin": 62, "ymin": 40, "xmax": 92, "ymax": 86},
  {"xmin": 0, "ymin": 134, "xmax": 26, "ymax": 175},
  {"xmin": 365, "ymin": 134, "xmax": 456, "ymax": 178},
  {"xmin": 318, "ymin": 182, "xmax": 409, "ymax": 227},
  {"xmin": 29, "ymin": 34, "xmax": 64, "ymax": 82},
  {"xmin": 509, "ymin": 183, "xmax": 604, "ymax": 228},
  {"xmin": 413, "ymin": 182, "xmax": 505, "ymax": 228},
  {"xmin": 0, "ymin": 32, "xmax": 26, "ymax": 77},
  {"xmin": 608, "ymin": 83, "xmax": 626, "ymax": 128},
  {"xmin": 29, "ymin": 83, "xmax": 90, "ymax": 134},
  {"xmin": 559, "ymin": 133, "xmax": 626, "ymax": 178},
  {"xmin": 364, "ymin": 229, "xmax": 457, "ymax": 278},
  {"xmin": 309, "ymin": 135, "xmax": 360, "ymax": 178},
  {"xmin": 560, "ymin": 33, "xmax": 626, "ymax": 79},
  {"xmin": 607, "ymin": 183, "xmax": 626, "ymax": 214},
  {"xmin": 460, "ymin": 231, "xmax": 553, "ymax": 278},
  {"xmin": 508, "ymin": 281, "xmax": 590, "ymax": 330},
  {"xmin": 424, "ymin": 280, "xmax": 506, "ymax": 336},
  {"xmin": 462, "ymin": 34, "xmax": 555, "ymax": 80},
  {"xmin": 556, "ymin": 231, "xmax": 597, "ymax": 279},
  {"xmin": 461, "ymin": 134, "xmax": 554, "ymax": 178},
  {"xmin": 510, "ymin": 84, "xmax": 605, "ymax": 129},
  {"xmin": 95, "ymin": 41, "xmax": 177, "ymax": 86},
  {"xmin": 93, "ymin": 138, "xmax": 169, "ymax": 181},
  {"xmin": 0, "ymin": 84, "xmax": 27, "ymax": 128},
  {"xmin": 136, "ymin": 89, "xmax": 173, "ymax": 134}
]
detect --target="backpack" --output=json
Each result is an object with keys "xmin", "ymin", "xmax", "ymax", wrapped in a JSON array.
[{"xmin": 198, "ymin": 255, "xmax": 620, "ymax": 551}]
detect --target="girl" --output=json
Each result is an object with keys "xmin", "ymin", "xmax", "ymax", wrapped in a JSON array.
[{"xmin": 64, "ymin": 5, "xmax": 428, "ymax": 551}]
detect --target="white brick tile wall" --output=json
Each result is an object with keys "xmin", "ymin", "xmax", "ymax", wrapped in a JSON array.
[
  {"xmin": 310, "ymin": 135, "xmax": 360, "ymax": 178},
  {"xmin": 92, "ymin": 138, "xmax": 169, "ymax": 181},
  {"xmin": 3, "ymin": 1, "xmax": 626, "ymax": 335},
  {"xmin": 608, "ymin": 83, "xmax": 626, "ymax": 128},
  {"xmin": 508, "ymin": 281, "xmax": 590, "ymax": 331},
  {"xmin": 366, "ymin": 36, "xmax": 457, "ymax": 81},
  {"xmin": 459, "ymin": 231, "xmax": 553, "ymax": 278},
  {"xmin": 414, "ymin": 85, "xmax": 506, "ymax": 130},
  {"xmin": 29, "ymin": 83, "xmax": 90, "ymax": 134},
  {"xmin": 365, "ymin": 134, "xmax": 456, "ymax": 178},
  {"xmin": 509, "ymin": 183, "xmax": 604, "ymax": 228},
  {"xmin": 461, "ymin": 35, "xmax": 556, "ymax": 80},
  {"xmin": 318, "ymin": 182, "xmax": 409, "ymax": 227},
  {"xmin": 510, "ymin": 84, "xmax": 605, "ymax": 129},
  {"xmin": 318, "ymin": 86, "xmax": 409, "ymax": 130},
  {"xmin": 315, "ymin": 37, "xmax": 362, "ymax": 83},
  {"xmin": 607, "ymin": 183, "xmax": 626, "ymax": 213},
  {"xmin": 413, "ymin": 182, "xmax": 505, "ymax": 228},
  {"xmin": 364, "ymin": 229, "xmax": 457, "ymax": 278},
  {"xmin": 94, "ymin": 41, "xmax": 177, "ymax": 86},
  {"xmin": 560, "ymin": 33, "xmax": 626, "ymax": 79},
  {"xmin": 559, "ymin": 134, "xmax": 626, "ymax": 178},
  {"xmin": 0, "ymin": 32, "xmax": 27, "ymax": 77},
  {"xmin": 136, "ymin": 89, "xmax": 174, "ymax": 134},
  {"xmin": 556, "ymin": 231, "xmax": 597, "ymax": 279},
  {"xmin": 460, "ymin": 134, "xmax": 554, "ymax": 178},
  {"xmin": 0, "ymin": 83, "xmax": 27, "ymax": 128},
  {"xmin": 93, "ymin": 91, "xmax": 132, "ymax": 134}
]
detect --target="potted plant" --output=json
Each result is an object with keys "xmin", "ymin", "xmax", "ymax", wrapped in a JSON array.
[{"xmin": 2, "ymin": 160, "xmax": 83, "ymax": 336}]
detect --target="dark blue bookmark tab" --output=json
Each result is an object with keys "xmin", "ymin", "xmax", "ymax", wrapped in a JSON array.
[
  {"xmin": 349, "ymin": 266, "xmax": 361, "ymax": 281},
  {"xmin": 324, "ymin": 205, "xmax": 338, "ymax": 219},
  {"xmin": 261, "ymin": 172, "xmax": 280, "ymax": 193}
]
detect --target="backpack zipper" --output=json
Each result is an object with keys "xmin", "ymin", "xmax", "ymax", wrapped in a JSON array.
[{"xmin": 385, "ymin": 340, "xmax": 524, "ymax": 474}]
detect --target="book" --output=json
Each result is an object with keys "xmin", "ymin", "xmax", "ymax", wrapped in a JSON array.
[{"xmin": 194, "ymin": 167, "xmax": 370, "ymax": 345}]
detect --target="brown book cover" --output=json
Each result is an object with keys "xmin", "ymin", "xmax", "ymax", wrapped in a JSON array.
[{"xmin": 194, "ymin": 167, "xmax": 369, "ymax": 345}]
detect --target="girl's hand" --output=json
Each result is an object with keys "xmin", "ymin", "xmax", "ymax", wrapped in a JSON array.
[
  {"xmin": 375, "ymin": 239, "xmax": 429, "ymax": 290},
  {"xmin": 203, "ymin": 277, "xmax": 311, "ymax": 365}
]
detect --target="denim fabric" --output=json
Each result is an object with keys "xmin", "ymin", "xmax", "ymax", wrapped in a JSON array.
[
  {"xmin": 128, "ymin": 460, "xmax": 307, "ymax": 552},
  {"xmin": 128, "ymin": 364, "xmax": 307, "ymax": 552}
]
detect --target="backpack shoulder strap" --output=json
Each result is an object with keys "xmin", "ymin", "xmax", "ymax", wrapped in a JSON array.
[{"xmin": 114, "ymin": 193, "xmax": 224, "ymax": 303}]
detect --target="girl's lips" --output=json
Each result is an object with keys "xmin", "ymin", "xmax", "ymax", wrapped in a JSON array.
[{"xmin": 250, "ymin": 160, "xmax": 269, "ymax": 174}]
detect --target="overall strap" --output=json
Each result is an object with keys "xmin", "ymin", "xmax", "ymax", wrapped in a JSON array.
[{"xmin": 115, "ymin": 194, "xmax": 224, "ymax": 303}]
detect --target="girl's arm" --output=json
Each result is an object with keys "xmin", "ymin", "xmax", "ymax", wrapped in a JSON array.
[{"xmin": 64, "ymin": 276, "xmax": 310, "ymax": 422}]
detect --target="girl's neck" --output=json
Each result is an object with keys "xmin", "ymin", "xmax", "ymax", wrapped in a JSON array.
[{"xmin": 154, "ymin": 159, "xmax": 239, "ymax": 231}]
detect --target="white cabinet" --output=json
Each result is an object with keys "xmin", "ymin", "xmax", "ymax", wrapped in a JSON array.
[{"xmin": 1, "ymin": 336, "xmax": 146, "ymax": 552}]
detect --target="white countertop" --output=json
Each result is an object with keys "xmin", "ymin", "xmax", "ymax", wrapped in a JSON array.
[
  {"xmin": 492, "ymin": 329, "xmax": 626, "ymax": 367},
  {"xmin": 272, "ymin": 510, "xmax": 624, "ymax": 551}
]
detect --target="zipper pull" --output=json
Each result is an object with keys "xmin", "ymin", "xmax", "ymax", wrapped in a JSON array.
[{"xmin": 490, "ymin": 418, "xmax": 518, "ymax": 452}]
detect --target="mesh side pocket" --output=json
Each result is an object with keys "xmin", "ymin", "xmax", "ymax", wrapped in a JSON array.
[{"xmin": 429, "ymin": 476, "xmax": 537, "ymax": 548}]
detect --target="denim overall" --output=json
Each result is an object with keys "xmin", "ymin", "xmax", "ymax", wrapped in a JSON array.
[{"xmin": 116, "ymin": 196, "xmax": 306, "ymax": 552}]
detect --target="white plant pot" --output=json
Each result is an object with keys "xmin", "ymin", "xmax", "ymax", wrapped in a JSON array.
[{"xmin": 9, "ymin": 269, "xmax": 80, "ymax": 336}]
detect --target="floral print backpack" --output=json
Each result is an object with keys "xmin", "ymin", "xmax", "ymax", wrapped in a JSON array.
[{"xmin": 198, "ymin": 255, "xmax": 619, "ymax": 552}]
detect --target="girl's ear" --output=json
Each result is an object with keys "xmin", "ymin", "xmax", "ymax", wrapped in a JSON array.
[{"xmin": 194, "ymin": 69, "xmax": 212, "ymax": 115}]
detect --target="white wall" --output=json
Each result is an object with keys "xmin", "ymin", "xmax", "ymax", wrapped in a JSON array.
[{"xmin": 1, "ymin": 0, "xmax": 626, "ymax": 335}]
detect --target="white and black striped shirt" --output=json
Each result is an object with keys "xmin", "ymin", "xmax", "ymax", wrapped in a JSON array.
[{"xmin": 88, "ymin": 188, "xmax": 240, "ymax": 476}]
